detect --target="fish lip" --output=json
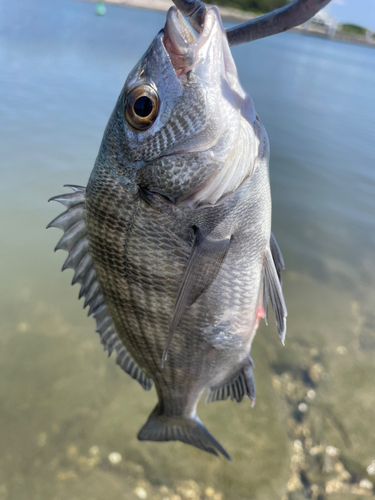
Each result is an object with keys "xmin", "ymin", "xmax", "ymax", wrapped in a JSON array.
[{"xmin": 163, "ymin": 6, "xmax": 221, "ymax": 76}]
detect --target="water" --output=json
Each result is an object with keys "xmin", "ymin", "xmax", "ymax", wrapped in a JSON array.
[{"xmin": 1, "ymin": 1, "xmax": 375, "ymax": 499}]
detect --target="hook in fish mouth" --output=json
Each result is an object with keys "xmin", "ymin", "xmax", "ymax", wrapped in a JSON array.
[
  {"xmin": 170, "ymin": 0, "xmax": 333, "ymax": 46},
  {"xmin": 163, "ymin": 6, "xmax": 223, "ymax": 77}
]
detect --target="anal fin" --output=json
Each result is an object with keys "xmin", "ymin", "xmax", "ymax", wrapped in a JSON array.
[{"xmin": 206, "ymin": 356, "xmax": 256, "ymax": 406}]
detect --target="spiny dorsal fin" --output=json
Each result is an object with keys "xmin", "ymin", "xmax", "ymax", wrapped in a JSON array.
[
  {"xmin": 162, "ymin": 227, "xmax": 231, "ymax": 367},
  {"xmin": 263, "ymin": 242, "xmax": 287, "ymax": 344},
  {"xmin": 206, "ymin": 356, "xmax": 256, "ymax": 406},
  {"xmin": 48, "ymin": 185, "xmax": 152, "ymax": 391}
]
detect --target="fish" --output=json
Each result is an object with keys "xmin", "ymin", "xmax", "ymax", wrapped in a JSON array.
[{"xmin": 48, "ymin": 6, "xmax": 287, "ymax": 461}]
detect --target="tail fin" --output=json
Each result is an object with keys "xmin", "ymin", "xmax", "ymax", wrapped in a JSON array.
[{"xmin": 137, "ymin": 405, "xmax": 231, "ymax": 461}]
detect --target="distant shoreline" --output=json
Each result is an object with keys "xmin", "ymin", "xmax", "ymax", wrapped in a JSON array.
[
  {"xmin": 89, "ymin": 0, "xmax": 257, "ymax": 23},
  {"xmin": 87, "ymin": 0, "xmax": 375, "ymax": 48}
]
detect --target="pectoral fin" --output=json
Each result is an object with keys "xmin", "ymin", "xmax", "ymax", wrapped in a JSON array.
[
  {"xmin": 270, "ymin": 232, "xmax": 285, "ymax": 284},
  {"xmin": 162, "ymin": 227, "xmax": 231, "ymax": 367},
  {"xmin": 263, "ymin": 246, "xmax": 287, "ymax": 344}
]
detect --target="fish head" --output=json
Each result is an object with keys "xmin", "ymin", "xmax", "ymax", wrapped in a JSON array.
[{"xmin": 106, "ymin": 6, "xmax": 266, "ymax": 206}]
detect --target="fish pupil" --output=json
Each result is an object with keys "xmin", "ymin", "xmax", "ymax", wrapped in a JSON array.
[{"xmin": 134, "ymin": 96, "xmax": 153, "ymax": 118}]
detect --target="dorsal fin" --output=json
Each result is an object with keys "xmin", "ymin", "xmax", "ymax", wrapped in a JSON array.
[
  {"xmin": 263, "ymin": 240, "xmax": 287, "ymax": 344},
  {"xmin": 48, "ymin": 185, "xmax": 152, "ymax": 391}
]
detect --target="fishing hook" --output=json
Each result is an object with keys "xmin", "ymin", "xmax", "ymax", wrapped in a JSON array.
[{"xmin": 171, "ymin": 0, "xmax": 333, "ymax": 46}]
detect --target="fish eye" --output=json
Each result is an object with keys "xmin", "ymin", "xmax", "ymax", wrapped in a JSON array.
[{"xmin": 124, "ymin": 85, "xmax": 159, "ymax": 131}]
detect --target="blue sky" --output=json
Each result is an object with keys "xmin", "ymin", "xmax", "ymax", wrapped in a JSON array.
[{"xmin": 325, "ymin": 0, "xmax": 375, "ymax": 31}]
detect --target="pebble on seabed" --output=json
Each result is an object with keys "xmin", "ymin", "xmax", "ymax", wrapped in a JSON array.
[
  {"xmin": 89, "ymin": 445, "xmax": 99, "ymax": 456},
  {"xmin": 293, "ymin": 440, "xmax": 303, "ymax": 451},
  {"xmin": 205, "ymin": 487, "xmax": 215, "ymax": 497},
  {"xmin": 134, "ymin": 486, "xmax": 147, "ymax": 499},
  {"xmin": 367, "ymin": 460, "xmax": 375, "ymax": 475},
  {"xmin": 108, "ymin": 452, "xmax": 122, "ymax": 465},
  {"xmin": 307, "ymin": 389, "xmax": 316, "ymax": 400},
  {"xmin": 359, "ymin": 479, "xmax": 373, "ymax": 490},
  {"xmin": 336, "ymin": 345, "xmax": 347, "ymax": 355},
  {"xmin": 326, "ymin": 446, "xmax": 340, "ymax": 457},
  {"xmin": 298, "ymin": 402, "xmax": 308, "ymax": 412}
]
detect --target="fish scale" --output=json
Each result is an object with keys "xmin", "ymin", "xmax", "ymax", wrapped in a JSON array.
[
  {"xmin": 86, "ymin": 154, "xmax": 266, "ymax": 406},
  {"xmin": 48, "ymin": 6, "xmax": 287, "ymax": 460}
]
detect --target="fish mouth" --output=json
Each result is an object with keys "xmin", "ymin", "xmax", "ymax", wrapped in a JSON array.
[{"xmin": 163, "ymin": 6, "xmax": 221, "ymax": 77}]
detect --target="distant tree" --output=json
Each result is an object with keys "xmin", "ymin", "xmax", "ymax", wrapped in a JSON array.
[
  {"xmin": 205, "ymin": 0, "xmax": 289, "ymax": 14},
  {"xmin": 338, "ymin": 23, "xmax": 367, "ymax": 36}
]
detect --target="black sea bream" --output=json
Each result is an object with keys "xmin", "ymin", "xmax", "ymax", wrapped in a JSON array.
[{"xmin": 48, "ymin": 6, "xmax": 287, "ymax": 460}]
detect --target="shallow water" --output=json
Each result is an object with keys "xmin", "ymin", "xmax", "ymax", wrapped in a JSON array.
[{"xmin": 1, "ymin": 0, "xmax": 375, "ymax": 499}]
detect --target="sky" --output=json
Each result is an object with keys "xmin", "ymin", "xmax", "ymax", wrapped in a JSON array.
[{"xmin": 325, "ymin": 0, "xmax": 375, "ymax": 31}]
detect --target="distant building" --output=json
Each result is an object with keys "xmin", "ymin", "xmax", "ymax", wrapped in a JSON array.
[
  {"xmin": 366, "ymin": 30, "xmax": 374, "ymax": 42},
  {"xmin": 304, "ymin": 10, "xmax": 338, "ymax": 37}
]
